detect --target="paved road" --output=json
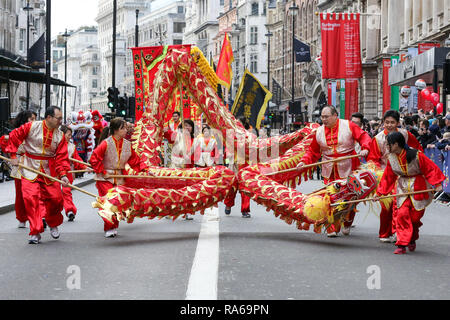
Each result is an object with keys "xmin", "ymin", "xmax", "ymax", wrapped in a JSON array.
[{"xmin": 0, "ymin": 180, "xmax": 449, "ymax": 300}]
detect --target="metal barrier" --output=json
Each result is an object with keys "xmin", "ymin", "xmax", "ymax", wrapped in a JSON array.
[{"xmin": 424, "ymin": 148, "xmax": 450, "ymax": 206}]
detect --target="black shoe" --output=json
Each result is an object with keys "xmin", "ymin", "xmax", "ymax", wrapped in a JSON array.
[
  {"xmin": 225, "ymin": 208, "xmax": 231, "ymax": 215},
  {"xmin": 42, "ymin": 218, "xmax": 47, "ymax": 229},
  {"xmin": 242, "ymin": 212, "xmax": 251, "ymax": 218},
  {"xmin": 68, "ymin": 213, "xmax": 75, "ymax": 222},
  {"xmin": 184, "ymin": 214, "xmax": 194, "ymax": 221}
]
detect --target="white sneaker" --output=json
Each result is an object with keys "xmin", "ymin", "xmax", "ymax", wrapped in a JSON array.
[
  {"xmin": 391, "ymin": 234, "xmax": 397, "ymax": 243},
  {"xmin": 341, "ymin": 226, "xmax": 351, "ymax": 236},
  {"xmin": 105, "ymin": 230, "xmax": 116, "ymax": 238},
  {"xmin": 50, "ymin": 227, "xmax": 60, "ymax": 239},
  {"xmin": 18, "ymin": 222, "xmax": 26, "ymax": 228},
  {"xmin": 327, "ymin": 232, "xmax": 338, "ymax": 238},
  {"xmin": 28, "ymin": 234, "xmax": 41, "ymax": 244},
  {"xmin": 113, "ymin": 228, "xmax": 118, "ymax": 236},
  {"xmin": 379, "ymin": 237, "xmax": 392, "ymax": 243}
]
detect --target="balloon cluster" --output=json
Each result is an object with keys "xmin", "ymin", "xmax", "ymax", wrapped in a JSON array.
[{"xmin": 414, "ymin": 79, "xmax": 443, "ymax": 114}]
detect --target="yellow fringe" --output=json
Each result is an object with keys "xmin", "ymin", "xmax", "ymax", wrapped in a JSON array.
[{"xmin": 190, "ymin": 46, "xmax": 219, "ymax": 90}]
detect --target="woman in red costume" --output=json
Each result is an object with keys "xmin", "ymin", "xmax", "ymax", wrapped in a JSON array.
[
  {"xmin": 90, "ymin": 118, "xmax": 145, "ymax": 237},
  {"xmin": 367, "ymin": 110, "xmax": 423, "ymax": 243},
  {"xmin": 377, "ymin": 132, "xmax": 445, "ymax": 254}
]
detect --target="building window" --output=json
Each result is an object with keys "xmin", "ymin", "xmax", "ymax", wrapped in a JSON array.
[
  {"xmin": 92, "ymin": 79, "xmax": 97, "ymax": 88},
  {"xmin": 173, "ymin": 22, "xmax": 186, "ymax": 33},
  {"xmin": 251, "ymin": 2, "xmax": 258, "ymax": 16},
  {"xmin": 250, "ymin": 54, "xmax": 258, "ymax": 73},
  {"xmin": 92, "ymin": 66, "xmax": 98, "ymax": 75},
  {"xmin": 19, "ymin": 28, "xmax": 25, "ymax": 51},
  {"xmin": 173, "ymin": 39, "xmax": 183, "ymax": 45},
  {"xmin": 250, "ymin": 26, "xmax": 258, "ymax": 45},
  {"xmin": 178, "ymin": 6, "xmax": 184, "ymax": 14}
]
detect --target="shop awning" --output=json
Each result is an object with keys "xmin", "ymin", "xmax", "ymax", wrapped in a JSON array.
[
  {"xmin": 388, "ymin": 47, "xmax": 450, "ymax": 86},
  {"xmin": 0, "ymin": 55, "xmax": 30, "ymax": 69},
  {"xmin": 0, "ymin": 68, "xmax": 74, "ymax": 87}
]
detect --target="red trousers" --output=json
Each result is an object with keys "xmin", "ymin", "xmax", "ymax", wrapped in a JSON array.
[
  {"xmin": 21, "ymin": 177, "xmax": 64, "ymax": 236},
  {"xmin": 95, "ymin": 181, "xmax": 119, "ymax": 231},
  {"xmin": 14, "ymin": 178, "xmax": 27, "ymax": 223},
  {"xmin": 379, "ymin": 202, "xmax": 394, "ymax": 238},
  {"xmin": 62, "ymin": 173, "xmax": 77, "ymax": 215},
  {"xmin": 395, "ymin": 197, "xmax": 425, "ymax": 246},
  {"xmin": 223, "ymin": 191, "xmax": 250, "ymax": 213}
]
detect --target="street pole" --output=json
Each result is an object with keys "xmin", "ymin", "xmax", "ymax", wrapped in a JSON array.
[
  {"xmin": 24, "ymin": 0, "xmax": 33, "ymax": 110},
  {"xmin": 135, "ymin": 9, "xmax": 139, "ymax": 47},
  {"xmin": 265, "ymin": 30, "xmax": 272, "ymax": 92},
  {"xmin": 289, "ymin": 4, "xmax": 299, "ymax": 129},
  {"xmin": 112, "ymin": 0, "xmax": 117, "ymax": 110},
  {"xmin": 45, "ymin": 0, "xmax": 51, "ymax": 112},
  {"xmin": 63, "ymin": 29, "xmax": 69, "ymax": 122}
]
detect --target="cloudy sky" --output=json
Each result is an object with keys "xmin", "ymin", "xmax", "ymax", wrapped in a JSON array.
[{"xmin": 51, "ymin": 0, "xmax": 98, "ymax": 38}]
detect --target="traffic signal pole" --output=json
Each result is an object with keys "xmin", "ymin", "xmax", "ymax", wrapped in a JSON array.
[{"xmin": 112, "ymin": 0, "xmax": 117, "ymax": 112}]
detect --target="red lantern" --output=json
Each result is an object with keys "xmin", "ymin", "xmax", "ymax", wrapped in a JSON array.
[
  {"xmin": 415, "ymin": 79, "xmax": 426, "ymax": 90},
  {"xmin": 436, "ymin": 102, "xmax": 444, "ymax": 114},
  {"xmin": 421, "ymin": 88, "xmax": 431, "ymax": 100},
  {"xmin": 430, "ymin": 92, "xmax": 440, "ymax": 106}
]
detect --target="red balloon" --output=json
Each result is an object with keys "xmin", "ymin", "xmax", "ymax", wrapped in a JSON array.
[
  {"xmin": 421, "ymin": 88, "xmax": 431, "ymax": 100},
  {"xmin": 430, "ymin": 92, "xmax": 440, "ymax": 106},
  {"xmin": 436, "ymin": 102, "xmax": 443, "ymax": 114}
]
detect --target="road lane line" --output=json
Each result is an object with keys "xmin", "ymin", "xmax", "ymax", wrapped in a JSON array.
[{"xmin": 185, "ymin": 207, "xmax": 219, "ymax": 300}]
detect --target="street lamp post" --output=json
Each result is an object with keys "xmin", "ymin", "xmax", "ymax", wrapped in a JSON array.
[
  {"xmin": 289, "ymin": 4, "xmax": 299, "ymax": 127},
  {"xmin": 135, "ymin": 9, "xmax": 139, "ymax": 47},
  {"xmin": 62, "ymin": 29, "xmax": 70, "ymax": 123},
  {"xmin": 265, "ymin": 30, "xmax": 273, "ymax": 92},
  {"xmin": 23, "ymin": 0, "xmax": 34, "ymax": 110}
]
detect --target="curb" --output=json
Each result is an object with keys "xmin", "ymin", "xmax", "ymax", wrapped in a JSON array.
[{"xmin": 0, "ymin": 178, "xmax": 95, "ymax": 215}]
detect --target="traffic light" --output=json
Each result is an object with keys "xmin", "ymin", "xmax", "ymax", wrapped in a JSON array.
[
  {"xmin": 107, "ymin": 87, "xmax": 119, "ymax": 110},
  {"xmin": 268, "ymin": 112, "xmax": 275, "ymax": 119},
  {"xmin": 118, "ymin": 96, "xmax": 127, "ymax": 117}
]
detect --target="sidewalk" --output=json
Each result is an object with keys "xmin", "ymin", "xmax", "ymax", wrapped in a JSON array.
[{"xmin": 0, "ymin": 174, "xmax": 95, "ymax": 215}]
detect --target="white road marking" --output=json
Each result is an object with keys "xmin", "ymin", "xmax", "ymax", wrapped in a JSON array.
[{"xmin": 185, "ymin": 207, "xmax": 219, "ymax": 300}]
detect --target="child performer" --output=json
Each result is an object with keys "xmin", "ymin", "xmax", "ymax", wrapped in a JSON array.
[
  {"xmin": 89, "ymin": 118, "xmax": 145, "ymax": 237},
  {"xmin": 376, "ymin": 132, "xmax": 445, "ymax": 254},
  {"xmin": 60, "ymin": 125, "xmax": 91, "ymax": 221}
]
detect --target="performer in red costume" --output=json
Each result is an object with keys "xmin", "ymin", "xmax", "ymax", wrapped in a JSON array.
[
  {"xmin": 90, "ymin": 118, "xmax": 146, "ymax": 237},
  {"xmin": 367, "ymin": 110, "xmax": 423, "ymax": 243},
  {"xmin": 6, "ymin": 106, "xmax": 70, "ymax": 244},
  {"xmin": 1, "ymin": 110, "xmax": 36, "ymax": 228},
  {"xmin": 60, "ymin": 125, "xmax": 91, "ymax": 222},
  {"xmin": 296, "ymin": 106, "xmax": 371, "ymax": 236},
  {"xmin": 377, "ymin": 131, "xmax": 445, "ymax": 254},
  {"xmin": 91, "ymin": 110, "xmax": 104, "ymax": 146}
]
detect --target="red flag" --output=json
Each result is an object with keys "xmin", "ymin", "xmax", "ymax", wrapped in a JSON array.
[
  {"xmin": 345, "ymin": 79, "xmax": 359, "ymax": 119},
  {"xmin": 320, "ymin": 13, "xmax": 362, "ymax": 79},
  {"xmin": 216, "ymin": 33, "xmax": 234, "ymax": 89}
]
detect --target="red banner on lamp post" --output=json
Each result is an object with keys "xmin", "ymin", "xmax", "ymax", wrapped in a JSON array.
[
  {"xmin": 320, "ymin": 13, "xmax": 362, "ymax": 79},
  {"xmin": 345, "ymin": 79, "xmax": 359, "ymax": 119},
  {"xmin": 382, "ymin": 58, "xmax": 391, "ymax": 114}
]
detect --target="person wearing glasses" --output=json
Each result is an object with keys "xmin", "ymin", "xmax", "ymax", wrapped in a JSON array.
[
  {"xmin": 296, "ymin": 105, "xmax": 371, "ymax": 237},
  {"xmin": 5, "ymin": 106, "xmax": 71, "ymax": 244}
]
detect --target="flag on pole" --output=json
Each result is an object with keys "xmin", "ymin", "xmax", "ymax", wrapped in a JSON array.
[
  {"xmin": 231, "ymin": 69, "xmax": 272, "ymax": 129},
  {"xmin": 28, "ymin": 33, "xmax": 45, "ymax": 69},
  {"xmin": 216, "ymin": 33, "xmax": 234, "ymax": 89},
  {"xmin": 294, "ymin": 37, "xmax": 311, "ymax": 62}
]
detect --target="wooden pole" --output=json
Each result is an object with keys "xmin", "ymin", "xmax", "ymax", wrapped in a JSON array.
[
  {"xmin": 265, "ymin": 154, "xmax": 361, "ymax": 176},
  {"xmin": 68, "ymin": 169, "xmax": 93, "ymax": 174},
  {"xmin": 331, "ymin": 189, "xmax": 436, "ymax": 207},
  {"xmin": 70, "ymin": 157, "xmax": 92, "ymax": 167},
  {"xmin": 107, "ymin": 174, "xmax": 207, "ymax": 180},
  {"xmin": 0, "ymin": 155, "xmax": 97, "ymax": 198}
]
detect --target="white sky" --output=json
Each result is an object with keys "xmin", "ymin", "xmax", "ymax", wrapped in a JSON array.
[{"xmin": 51, "ymin": 0, "xmax": 98, "ymax": 38}]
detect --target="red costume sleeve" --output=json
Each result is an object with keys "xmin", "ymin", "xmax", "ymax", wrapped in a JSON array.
[
  {"xmin": 72, "ymin": 149, "xmax": 87, "ymax": 170},
  {"xmin": 418, "ymin": 152, "xmax": 446, "ymax": 186},
  {"xmin": 377, "ymin": 161, "xmax": 397, "ymax": 196},
  {"xmin": 89, "ymin": 140, "xmax": 108, "ymax": 174},
  {"xmin": 127, "ymin": 147, "xmax": 145, "ymax": 172},
  {"xmin": 300, "ymin": 133, "xmax": 322, "ymax": 165},
  {"xmin": 366, "ymin": 137, "xmax": 382, "ymax": 167},
  {"xmin": 0, "ymin": 135, "xmax": 8, "ymax": 153},
  {"xmin": 349, "ymin": 121, "xmax": 371, "ymax": 150},
  {"xmin": 407, "ymin": 131, "xmax": 423, "ymax": 152},
  {"xmin": 5, "ymin": 122, "xmax": 32, "ymax": 157},
  {"xmin": 164, "ymin": 130, "xmax": 177, "ymax": 144},
  {"xmin": 55, "ymin": 136, "xmax": 71, "ymax": 178}
]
